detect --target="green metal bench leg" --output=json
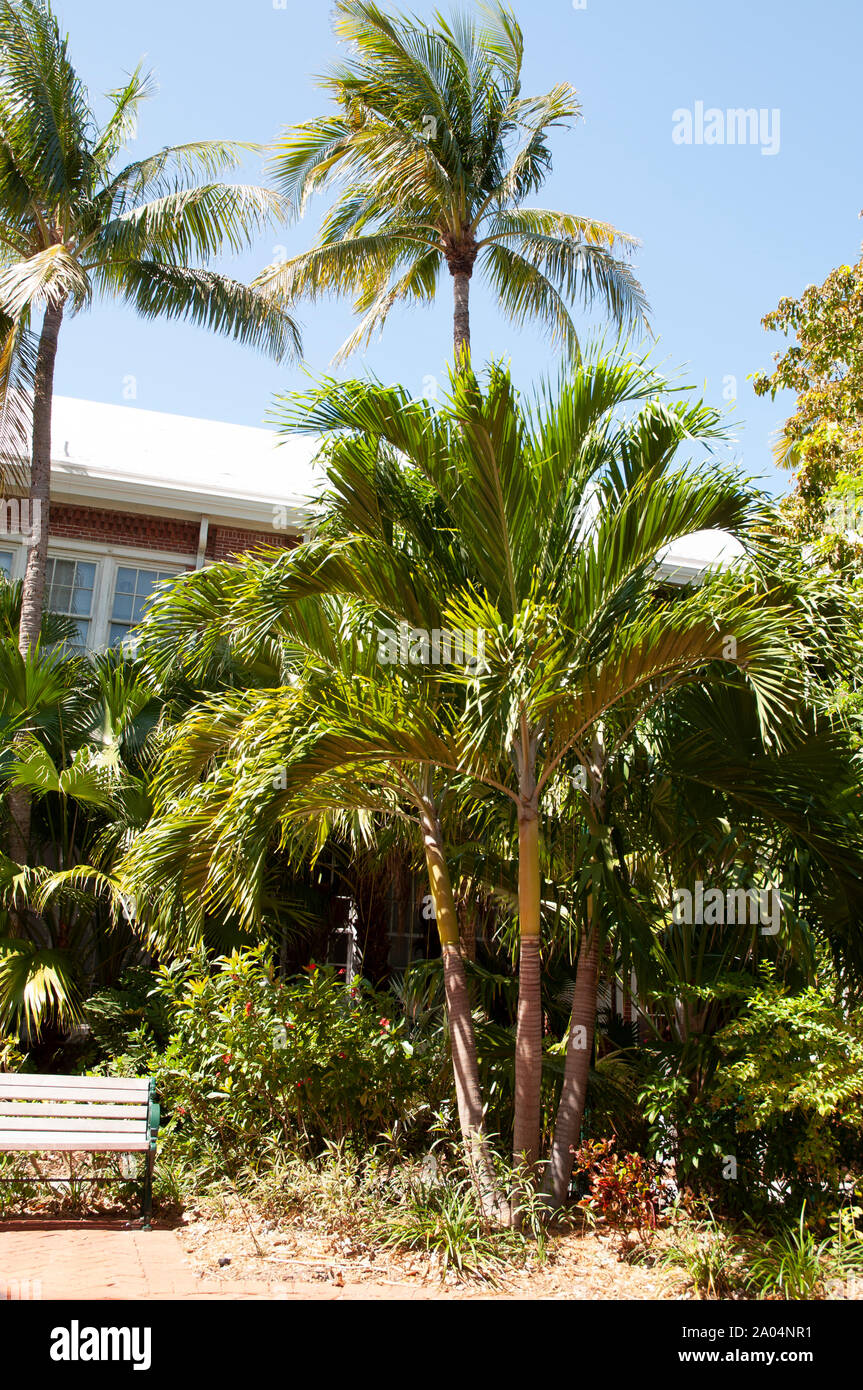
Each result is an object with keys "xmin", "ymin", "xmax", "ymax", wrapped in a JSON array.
[
  {"xmin": 141, "ymin": 1148, "xmax": 155, "ymax": 1230},
  {"xmin": 141, "ymin": 1080, "xmax": 160, "ymax": 1230}
]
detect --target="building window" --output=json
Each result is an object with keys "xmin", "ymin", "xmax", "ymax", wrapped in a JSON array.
[
  {"xmin": 108, "ymin": 565, "xmax": 176, "ymax": 647},
  {"xmin": 0, "ymin": 551, "xmax": 13, "ymax": 581},
  {"xmin": 45, "ymin": 556, "xmax": 96, "ymax": 648}
]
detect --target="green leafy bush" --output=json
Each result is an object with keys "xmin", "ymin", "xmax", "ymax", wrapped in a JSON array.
[
  {"xmin": 150, "ymin": 946, "xmax": 444, "ymax": 1172},
  {"xmin": 0, "ymin": 1036, "xmax": 30, "ymax": 1072},
  {"xmin": 641, "ymin": 972, "xmax": 863, "ymax": 1210},
  {"xmin": 82, "ymin": 965, "xmax": 173, "ymax": 1068},
  {"xmin": 713, "ymin": 977, "xmax": 863, "ymax": 1189}
]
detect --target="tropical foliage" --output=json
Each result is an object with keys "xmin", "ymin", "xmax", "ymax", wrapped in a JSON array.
[{"xmin": 0, "ymin": 0, "xmax": 862, "ymax": 1298}]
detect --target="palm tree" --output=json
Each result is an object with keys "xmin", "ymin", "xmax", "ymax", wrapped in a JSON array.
[
  {"xmin": 257, "ymin": 0, "xmax": 648, "ymax": 364},
  {"xmin": 0, "ymin": 0, "xmax": 301, "ymax": 658},
  {"xmin": 247, "ymin": 355, "xmax": 798, "ymax": 1177},
  {"xmin": 122, "ymin": 584, "xmax": 508, "ymax": 1218}
]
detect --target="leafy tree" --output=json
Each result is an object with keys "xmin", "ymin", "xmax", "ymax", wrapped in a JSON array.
[
  {"xmin": 753, "ymin": 248, "xmax": 863, "ymax": 540},
  {"xmin": 257, "ymin": 0, "xmax": 648, "ymax": 364}
]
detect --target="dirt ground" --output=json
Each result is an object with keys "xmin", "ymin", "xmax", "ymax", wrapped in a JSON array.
[{"xmin": 171, "ymin": 1196, "xmax": 694, "ymax": 1299}]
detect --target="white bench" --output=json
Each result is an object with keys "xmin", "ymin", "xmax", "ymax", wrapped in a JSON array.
[{"xmin": 0, "ymin": 1074, "xmax": 160, "ymax": 1228}]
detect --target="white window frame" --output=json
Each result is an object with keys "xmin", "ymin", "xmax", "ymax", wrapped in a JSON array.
[{"xmin": 0, "ymin": 538, "xmax": 191, "ymax": 651}]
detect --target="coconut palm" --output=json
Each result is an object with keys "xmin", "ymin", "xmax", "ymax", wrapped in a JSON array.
[
  {"xmin": 0, "ymin": 0, "xmax": 301, "ymax": 657},
  {"xmin": 257, "ymin": 0, "xmax": 648, "ymax": 364}
]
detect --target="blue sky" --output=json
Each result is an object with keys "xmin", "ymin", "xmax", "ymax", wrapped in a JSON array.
[{"xmin": 51, "ymin": 0, "xmax": 863, "ymax": 495}]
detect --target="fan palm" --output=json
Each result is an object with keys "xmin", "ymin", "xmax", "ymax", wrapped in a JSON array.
[
  {"xmin": 0, "ymin": 644, "xmax": 159, "ymax": 1037},
  {"xmin": 257, "ymin": 0, "xmax": 648, "ymax": 364},
  {"xmin": 0, "ymin": 0, "xmax": 301, "ymax": 657}
]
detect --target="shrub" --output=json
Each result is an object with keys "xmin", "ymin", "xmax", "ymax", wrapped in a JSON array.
[
  {"xmin": 0, "ymin": 1036, "xmax": 30, "ymax": 1072},
  {"xmin": 150, "ymin": 946, "xmax": 444, "ymax": 1172},
  {"xmin": 640, "ymin": 973, "xmax": 863, "ymax": 1210},
  {"xmin": 82, "ymin": 965, "xmax": 173, "ymax": 1067},
  {"xmin": 571, "ymin": 1137, "xmax": 661, "ymax": 1240}
]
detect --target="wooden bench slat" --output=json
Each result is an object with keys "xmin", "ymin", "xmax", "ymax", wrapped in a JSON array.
[
  {"xmin": 0, "ymin": 1133, "xmax": 151, "ymax": 1152},
  {"xmin": 0, "ymin": 1102, "xmax": 146, "ymax": 1120},
  {"xmin": 0, "ymin": 1083, "xmax": 149, "ymax": 1104},
  {"xmin": 0, "ymin": 1075, "xmax": 149, "ymax": 1095},
  {"xmin": 0, "ymin": 1116, "xmax": 145, "ymax": 1134}
]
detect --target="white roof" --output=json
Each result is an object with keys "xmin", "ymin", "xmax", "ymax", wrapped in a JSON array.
[{"xmin": 50, "ymin": 396, "xmax": 322, "ymax": 530}]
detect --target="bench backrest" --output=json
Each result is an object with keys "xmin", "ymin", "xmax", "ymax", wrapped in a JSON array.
[{"xmin": 0, "ymin": 1074, "xmax": 156, "ymax": 1148}]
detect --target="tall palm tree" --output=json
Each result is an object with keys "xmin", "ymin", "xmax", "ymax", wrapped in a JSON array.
[
  {"xmin": 257, "ymin": 0, "xmax": 648, "ymax": 364},
  {"xmin": 0, "ymin": 0, "xmax": 301, "ymax": 658}
]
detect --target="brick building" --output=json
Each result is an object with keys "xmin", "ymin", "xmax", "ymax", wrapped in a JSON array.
[{"xmin": 0, "ymin": 395, "xmax": 319, "ymax": 651}]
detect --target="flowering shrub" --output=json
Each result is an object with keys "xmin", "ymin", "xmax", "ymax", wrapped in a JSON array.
[
  {"xmin": 151, "ymin": 947, "xmax": 443, "ymax": 1167},
  {"xmin": 572, "ymin": 1138, "xmax": 661, "ymax": 1238}
]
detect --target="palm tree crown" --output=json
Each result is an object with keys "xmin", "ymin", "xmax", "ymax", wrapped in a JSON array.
[{"xmin": 257, "ymin": 0, "xmax": 649, "ymax": 363}]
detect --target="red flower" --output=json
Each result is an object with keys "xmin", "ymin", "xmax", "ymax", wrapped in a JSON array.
[
  {"xmin": 222, "ymin": 1053, "xmax": 232, "ymax": 1063},
  {"xmin": 176, "ymin": 1106, "xmax": 187, "ymax": 1116},
  {"xmin": 244, "ymin": 1002, "xmax": 252, "ymax": 1016}
]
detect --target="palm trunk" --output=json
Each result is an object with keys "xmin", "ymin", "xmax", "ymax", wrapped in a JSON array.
[
  {"xmin": 452, "ymin": 270, "xmax": 470, "ymax": 368},
  {"xmin": 7, "ymin": 300, "xmax": 63, "ymax": 869},
  {"xmin": 420, "ymin": 802, "xmax": 509, "ymax": 1224},
  {"xmin": 513, "ymin": 800, "xmax": 542, "ymax": 1172},
  {"xmin": 19, "ymin": 300, "xmax": 63, "ymax": 654},
  {"xmin": 541, "ymin": 921, "xmax": 600, "ymax": 1206}
]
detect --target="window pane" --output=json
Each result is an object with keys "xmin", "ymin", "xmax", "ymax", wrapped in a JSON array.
[
  {"xmin": 111, "ymin": 566, "xmax": 177, "ymax": 633},
  {"xmin": 70, "ymin": 586, "xmax": 93, "ymax": 616},
  {"xmin": 49, "ymin": 585, "xmax": 73, "ymax": 612},
  {"xmin": 115, "ymin": 567, "xmax": 137, "ymax": 595},
  {"xmin": 50, "ymin": 559, "xmax": 75, "ymax": 589},
  {"xmin": 111, "ymin": 593, "xmax": 134, "ymax": 623},
  {"xmin": 0, "ymin": 551, "xmax": 13, "ymax": 579},
  {"xmin": 109, "ymin": 622, "xmax": 130, "ymax": 647}
]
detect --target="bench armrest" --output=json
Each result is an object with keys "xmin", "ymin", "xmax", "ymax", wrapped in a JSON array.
[{"xmin": 147, "ymin": 1080, "xmax": 160, "ymax": 1144}]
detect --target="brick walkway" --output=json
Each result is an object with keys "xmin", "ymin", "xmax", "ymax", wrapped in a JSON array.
[{"xmin": 0, "ymin": 1218, "xmax": 437, "ymax": 1300}]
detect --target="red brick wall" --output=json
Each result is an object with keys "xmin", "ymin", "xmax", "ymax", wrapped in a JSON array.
[
  {"xmin": 48, "ymin": 503, "xmax": 298, "ymax": 563},
  {"xmin": 50, "ymin": 504, "xmax": 199, "ymax": 556},
  {"xmin": 206, "ymin": 526, "xmax": 298, "ymax": 561}
]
